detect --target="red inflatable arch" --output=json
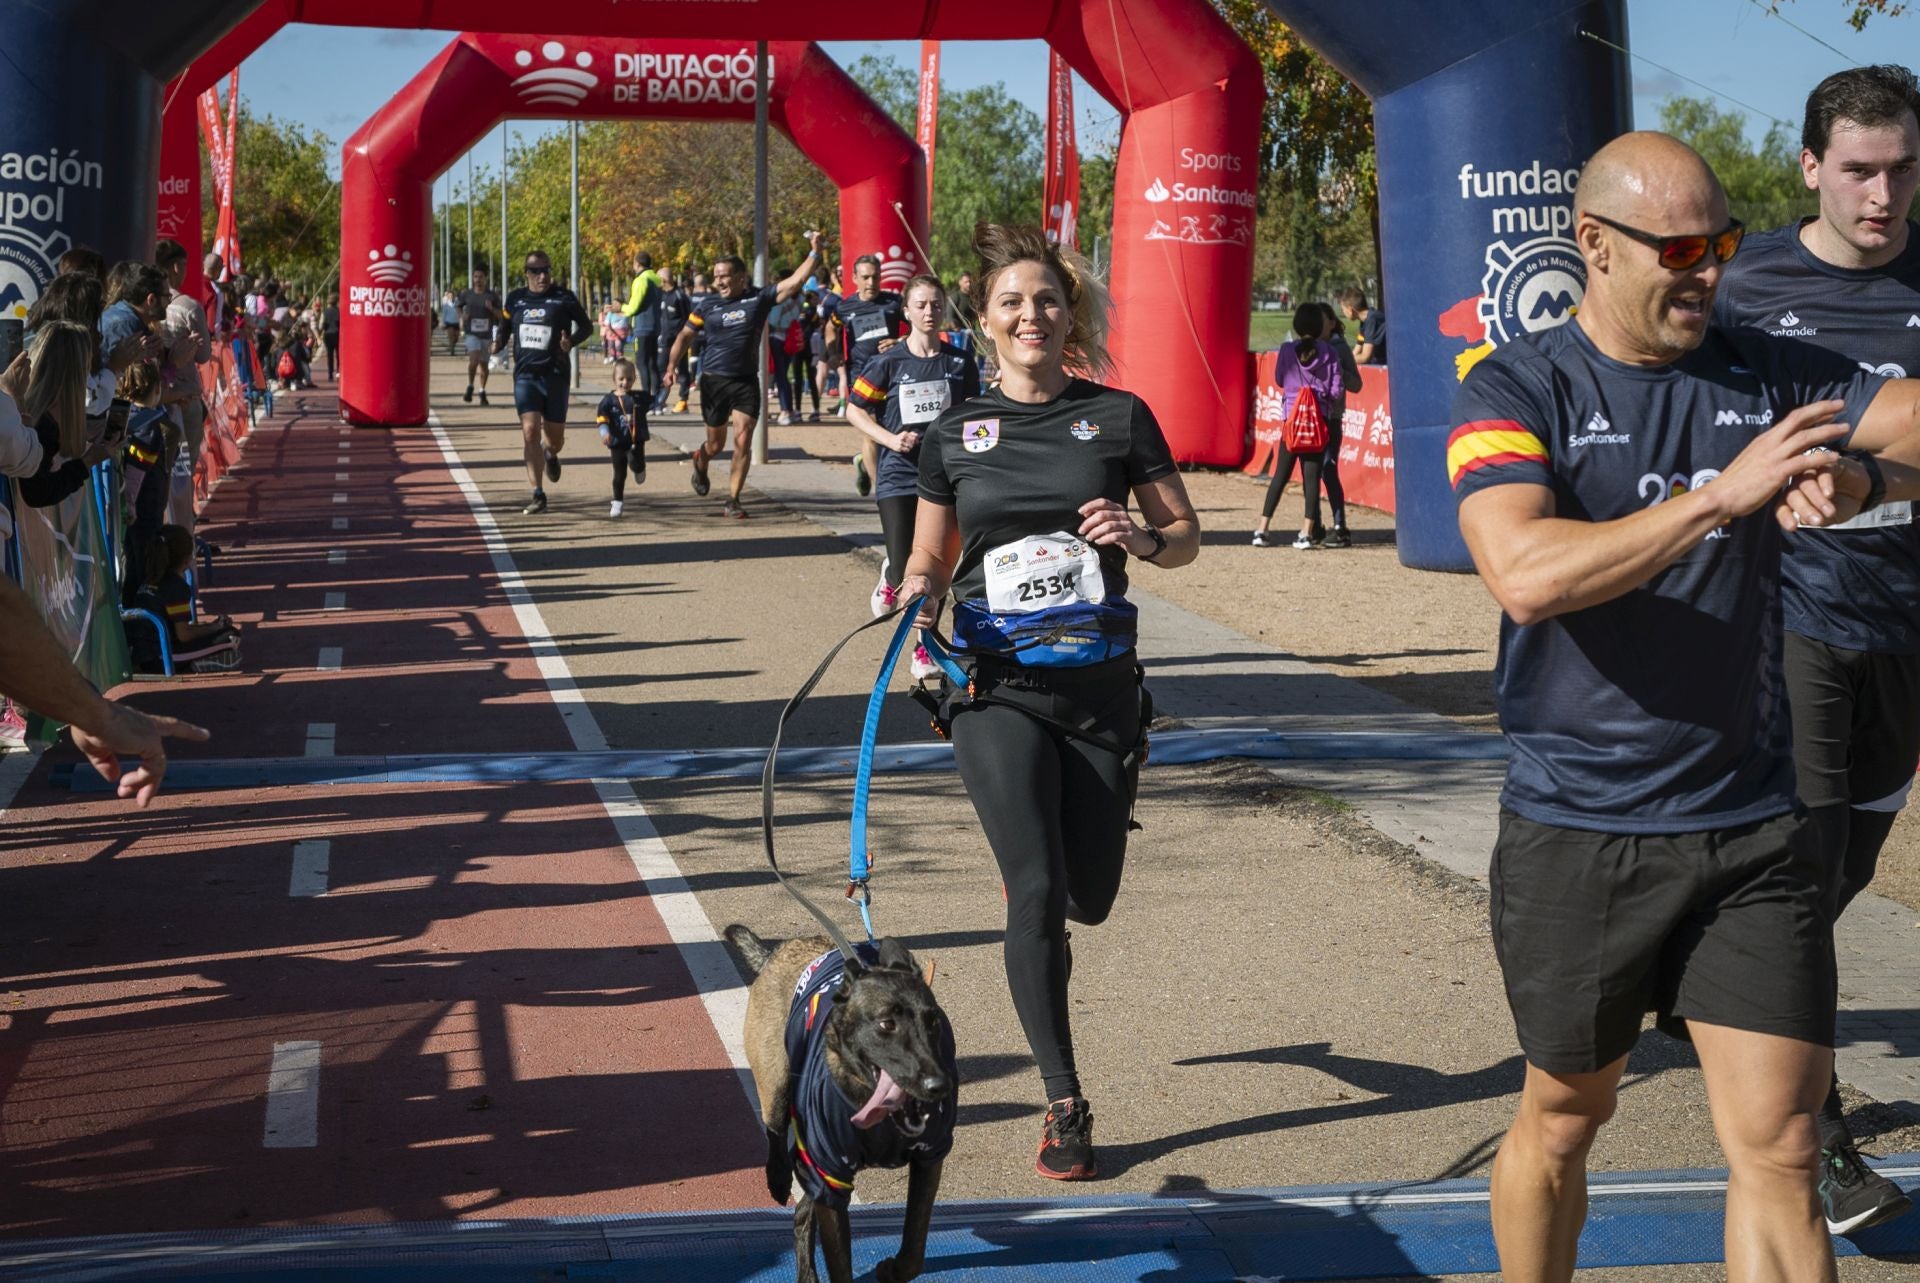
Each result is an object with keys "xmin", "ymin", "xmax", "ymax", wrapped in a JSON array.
[
  {"xmin": 336, "ymin": 33, "xmax": 925, "ymax": 425},
  {"xmin": 165, "ymin": 0, "xmax": 1261, "ymax": 461}
]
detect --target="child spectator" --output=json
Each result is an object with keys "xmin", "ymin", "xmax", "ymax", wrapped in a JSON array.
[
  {"xmin": 117, "ymin": 360, "xmax": 173, "ymax": 603},
  {"xmin": 601, "ymin": 304, "xmax": 631, "ymax": 363},
  {"xmin": 133, "ymin": 524, "xmax": 240, "ymax": 672},
  {"xmin": 595, "ymin": 359, "xmax": 649, "ymax": 518}
]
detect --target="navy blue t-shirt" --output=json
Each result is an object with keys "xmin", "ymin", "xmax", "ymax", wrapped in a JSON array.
[
  {"xmin": 1451, "ymin": 320, "xmax": 1883, "ymax": 832},
  {"xmin": 1714, "ymin": 220, "xmax": 1920, "ymax": 653},
  {"xmin": 783, "ymin": 947, "xmax": 956, "ymax": 1210},
  {"xmin": 594, "ymin": 391, "xmax": 649, "ymax": 445},
  {"xmin": 503, "ymin": 286, "xmax": 590, "ymax": 378},
  {"xmin": 687, "ymin": 285, "xmax": 779, "ymax": 380},
  {"xmin": 849, "ymin": 342, "xmax": 980, "ymax": 500},
  {"xmin": 827, "ymin": 291, "xmax": 905, "ymax": 380}
]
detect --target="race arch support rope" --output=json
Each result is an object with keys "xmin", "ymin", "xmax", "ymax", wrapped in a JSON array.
[
  {"xmin": 19, "ymin": 0, "xmax": 1260, "ymax": 465},
  {"xmin": 335, "ymin": 34, "xmax": 928, "ymax": 426},
  {"xmin": 1263, "ymin": 0, "xmax": 1631, "ymax": 570}
]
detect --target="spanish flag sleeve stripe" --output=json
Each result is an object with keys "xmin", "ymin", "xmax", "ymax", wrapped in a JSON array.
[
  {"xmin": 686, "ymin": 312, "xmax": 705, "ymax": 329},
  {"xmin": 1447, "ymin": 419, "xmax": 1548, "ymax": 487},
  {"xmin": 792, "ymin": 1130, "xmax": 856, "ymax": 1191},
  {"xmin": 851, "ymin": 376, "xmax": 885, "ymax": 406}
]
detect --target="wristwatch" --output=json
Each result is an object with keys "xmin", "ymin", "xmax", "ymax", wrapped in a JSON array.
[
  {"xmin": 1848, "ymin": 449, "xmax": 1887, "ymax": 512},
  {"xmin": 1139, "ymin": 524, "xmax": 1167, "ymax": 562}
]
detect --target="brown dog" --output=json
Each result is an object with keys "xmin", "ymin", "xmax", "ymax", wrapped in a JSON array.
[{"xmin": 728, "ymin": 926, "xmax": 958, "ymax": 1283}]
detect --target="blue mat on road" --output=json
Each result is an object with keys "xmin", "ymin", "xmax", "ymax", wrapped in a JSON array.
[
  {"xmin": 49, "ymin": 728, "xmax": 1510, "ymax": 793},
  {"xmin": 1, "ymin": 1158, "xmax": 1913, "ymax": 1280}
]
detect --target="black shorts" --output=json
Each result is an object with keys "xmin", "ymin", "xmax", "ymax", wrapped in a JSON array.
[
  {"xmin": 513, "ymin": 369, "xmax": 570, "ymax": 422},
  {"xmin": 1783, "ymin": 631, "xmax": 1920, "ymax": 813},
  {"xmin": 700, "ymin": 373, "xmax": 760, "ymax": 428},
  {"xmin": 1490, "ymin": 808, "xmax": 1834, "ymax": 1073}
]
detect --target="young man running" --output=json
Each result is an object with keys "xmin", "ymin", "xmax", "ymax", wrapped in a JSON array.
[
  {"xmin": 459, "ymin": 268, "xmax": 501, "ymax": 407},
  {"xmin": 494, "ymin": 252, "xmax": 590, "ymax": 515},
  {"xmin": 663, "ymin": 232, "xmax": 821, "ymax": 519},
  {"xmin": 822, "ymin": 254, "xmax": 905, "ymax": 494},
  {"xmin": 1714, "ymin": 63, "xmax": 1920, "ymax": 1236},
  {"xmin": 1454, "ymin": 131, "xmax": 1920, "ymax": 1283}
]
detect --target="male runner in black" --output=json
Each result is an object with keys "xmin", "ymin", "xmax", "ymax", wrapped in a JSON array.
[
  {"xmin": 494, "ymin": 252, "xmax": 591, "ymax": 515},
  {"xmin": 1714, "ymin": 64, "xmax": 1920, "ymax": 1236},
  {"xmin": 1455, "ymin": 131, "xmax": 1920, "ymax": 1283},
  {"xmin": 663, "ymin": 232, "xmax": 822, "ymax": 518},
  {"xmin": 459, "ymin": 267, "xmax": 500, "ymax": 407},
  {"xmin": 824, "ymin": 254, "xmax": 905, "ymax": 494}
]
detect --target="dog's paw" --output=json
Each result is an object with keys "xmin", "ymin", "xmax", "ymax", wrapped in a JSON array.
[{"xmin": 874, "ymin": 1257, "xmax": 922, "ymax": 1283}]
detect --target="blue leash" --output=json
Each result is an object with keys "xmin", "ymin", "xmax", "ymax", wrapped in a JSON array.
[{"xmin": 845, "ymin": 603, "xmax": 924, "ymax": 939}]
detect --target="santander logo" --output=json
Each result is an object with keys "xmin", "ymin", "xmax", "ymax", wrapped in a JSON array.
[
  {"xmin": 512, "ymin": 42, "xmax": 600, "ymax": 107},
  {"xmin": 1144, "ymin": 178, "xmax": 1171, "ymax": 203},
  {"xmin": 367, "ymin": 245, "xmax": 415, "ymax": 284}
]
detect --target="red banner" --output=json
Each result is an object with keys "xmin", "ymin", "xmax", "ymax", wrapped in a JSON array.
[
  {"xmin": 1043, "ymin": 51, "xmax": 1079, "ymax": 249},
  {"xmin": 916, "ymin": 40, "xmax": 939, "ymax": 215},
  {"xmin": 200, "ymin": 72, "xmax": 242, "ymax": 279},
  {"xmin": 1244, "ymin": 352, "xmax": 1396, "ymax": 513}
]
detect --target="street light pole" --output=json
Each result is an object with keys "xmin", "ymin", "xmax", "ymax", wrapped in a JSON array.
[
  {"xmin": 465, "ymin": 151, "xmax": 474, "ymax": 283},
  {"xmin": 499, "ymin": 123, "xmax": 509, "ymax": 282}
]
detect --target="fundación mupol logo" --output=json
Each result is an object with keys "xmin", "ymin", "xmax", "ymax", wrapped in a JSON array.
[
  {"xmin": 366, "ymin": 246, "xmax": 414, "ymax": 284},
  {"xmin": 512, "ymin": 42, "xmax": 600, "ymax": 107}
]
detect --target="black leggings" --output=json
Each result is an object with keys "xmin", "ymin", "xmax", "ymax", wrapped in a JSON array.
[
  {"xmin": 609, "ymin": 440, "xmax": 645, "ymax": 500},
  {"xmin": 1318, "ymin": 398, "xmax": 1347, "ymax": 527},
  {"xmin": 1261, "ymin": 447, "xmax": 1323, "ymax": 528},
  {"xmin": 949, "ymin": 654, "xmax": 1143, "ymax": 1102},
  {"xmin": 876, "ymin": 495, "xmax": 915, "ymax": 587}
]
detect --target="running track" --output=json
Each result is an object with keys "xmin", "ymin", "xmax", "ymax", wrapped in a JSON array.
[{"xmin": 0, "ymin": 388, "xmax": 765, "ymax": 1237}]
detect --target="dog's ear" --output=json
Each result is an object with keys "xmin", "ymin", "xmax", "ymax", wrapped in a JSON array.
[{"xmin": 876, "ymin": 937, "xmax": 918, "ymax": 974}]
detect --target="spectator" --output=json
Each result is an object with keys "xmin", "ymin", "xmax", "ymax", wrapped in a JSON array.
[
  {"xmin": 26, "ymin": 270, "xmax": 121, "ymax": 417},
  {"xmin": 14, "ymin": 321, "xmax": 110, "ymax": 508},
  {"xmin": 201, "ymin": 253, "xmax": 227, "ymax": 335},
  {"xmin": 769, "ymin": 284, "xmax": 806, "ymax": 426},
  {"xmin": 1251, "ymin": 302, "xmax": 1346, "ymax": 549},
  {"xmin": 1317, "ymin": 306, "xmax": 1365, "ymax": 549},
  {"xmin": 117, "ymin": 360, "xmax": 172, "ymax": 603},
  {"xmin": 101, "ymin": 261, "xmax": 170, "ymax": 377},
  {"xmin": 0, "ymin": 352, "xmax": 45, "ymax": 485},
  {"xmin": 321, "ymin": 293, "xmax": 340, "ymax": 381},
  {"xmin": 132, "ymin": 524, "xmax": 240, "ymax": 672},
  {"xmin": 1337, "ymin": 287, "xmax": 1385, "ymax": 365},
  {"xmin": 55, "ymin": 246, "xmax": 106, "ymax": 283},
  {"xmin": 440, "ymin": 289, "xmax": 461, "ymax": 354},
  {"xmin": 153, "ymin": 239, "xmax": 212, "ymax": 471}
]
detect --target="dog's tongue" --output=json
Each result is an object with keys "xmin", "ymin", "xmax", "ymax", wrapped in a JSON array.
[{"xmin": 850, "ymin": 1069, "xmax": 907, "ymax": 1129}]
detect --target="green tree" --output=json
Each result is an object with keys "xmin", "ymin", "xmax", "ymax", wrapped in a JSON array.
[
  {"xmin": 1658, "ymin": 96, "xmax": 1816, "ymax": 231},
  {"xmin": 202, "ymin": 100, "xmax": 340, "ymax": 294}
]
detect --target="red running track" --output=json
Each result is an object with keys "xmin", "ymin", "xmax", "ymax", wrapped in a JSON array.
[{"xmin": 0, "ymin": 386, "xmax": 765, "ymax": 1237}]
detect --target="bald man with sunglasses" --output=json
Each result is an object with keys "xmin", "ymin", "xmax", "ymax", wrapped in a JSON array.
[{"xmin": 1453, "ymin": 131, "xmax": 1920, "ymax": 1283}]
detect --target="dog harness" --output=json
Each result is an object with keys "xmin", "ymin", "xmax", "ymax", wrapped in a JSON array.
[{"xmin": 782, "ymin": 947, "xmax": 956, "ymax": 1210}]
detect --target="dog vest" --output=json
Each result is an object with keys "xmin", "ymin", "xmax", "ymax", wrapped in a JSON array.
[{"xmin": 782, "ymin": 947, "xmax": 957, "ymax": 1209}]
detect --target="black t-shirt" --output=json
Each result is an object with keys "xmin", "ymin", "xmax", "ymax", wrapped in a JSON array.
[
  {"xmin": 832, "ymin": 291, "xmax": 905, "ymax": 378},
  {"xmin": 659, "ymin": 288, "xmax": 690, "ymax": 337},
  {"xmin": 501, "ymin": 286, "xmax": 590, "ymax": 377},
  {"xmin": 1358, "ymin": 309, "xmax": 1386, "ymax": 364},
  {"xmin": 594, "ymin": 391, "xmax": 649, "ymax": 443},
  {"xmin": 917, "ymin": 379, "xmax": 1176, "ymax": 605},
  {"xmin": 687, "ymin": 285, "xmax": 779, "ymax": 380},
  {"xmin": 783, "ymin": 947, "xmax": 956, "ymax": 1211},
  {"xmin": 322, "ymin": 305, "xmax": 340, "ymax": 336},
  {"xmin": 458, "ymin": 289, "xmax": 500, "ymax": 338},
  {"xmin": 1450, "ymin": 319, "xmax": 1883, "ymax": 832},
  {"xmin": 1714, "ymin": 220, "xmax": 1920, "ymax": 653}
]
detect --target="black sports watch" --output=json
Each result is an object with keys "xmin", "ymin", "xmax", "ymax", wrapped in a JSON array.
[
  {"xmin": 1139, "ymin": 523, "xmax": 1167, "ymax": 562},
  {"xmin": 1848, "ymin": 449, "xmax": 1887, "ymax": 512}
]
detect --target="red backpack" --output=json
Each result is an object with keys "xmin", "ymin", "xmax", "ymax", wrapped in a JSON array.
[
  {"xmin": 1281, "ymin": 385, "xmax": 1328, "ymax": 452},
  {"xmin": 276, "ymin": 349, "xmax": 297, "ymax": 379}
]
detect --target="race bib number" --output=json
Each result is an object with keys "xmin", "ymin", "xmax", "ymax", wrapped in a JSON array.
[
  {"xmin": 468, "ymin": 317, "xmax": 491, "ymax": 335},
  {"xmin": 984, "ymin": 532, "xmax": 1106, "ymax": 613},
  {"xmin": 856, "ymin": 325, "xmax": 889, "ymax": 342},
  {"xmin": 519, "ymin": 322, "xmax": 553, "ymax": 351},
  {"xmin": 898, "ymin": 378, "xmax": 950, "ymax": 426},
  {"xmin": 1829, "ymin": 499, "xmax": 1914, "ymax": 531}
]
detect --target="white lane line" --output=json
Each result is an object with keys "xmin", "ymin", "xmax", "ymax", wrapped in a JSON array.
[
  {"xmin": 327, "ymin": 550, "xmax": 346, "ymax": 566},
  {"xmin": 263, "ymin": 1040, "xmax": 321, "ymax": 1147},
  {"xmin": 332, "ymin": 493, "xmax": 348, "ymax": 505},
  {"xmin": 335, "ymin": 472, "xmax": 349, "ymax": 482},
  {"xmin": 323, "ymin": 592, "xmax": 347, "ymax": 611},
  {"xmin": 332, "ymin": 517, "xmax": 349, "ymax": 532},
  {"xmin": 316, "ymin": 647, "xmax": 343, "ymax": 672},
  {"xmin": 426, "ymin": 412, "xmax": 758, "ymax": 1114},
  {"xmin": 336, "ymin": 454, "xmax": 349, "ymax": 464},
  {"xmin": 289, "ymin": 840, "xmax": 330, "ymax": 897},
  {"xmin": 303, "ymin": 723, "xmax": 335, "ymax": 757}
]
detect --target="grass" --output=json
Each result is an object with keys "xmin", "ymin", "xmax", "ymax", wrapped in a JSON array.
[{"xmin": 1247, "ymin": 311, "xmax": 1293, "ymax": 352}]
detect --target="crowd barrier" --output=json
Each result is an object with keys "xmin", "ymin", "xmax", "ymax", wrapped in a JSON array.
[
  {"xmin": 3, "ymin": 335, "xmax": 260, "ymax": 731},
  {"xmin": 1242, "ymin": 351, "xmax": 1396, "ymax": 514}
]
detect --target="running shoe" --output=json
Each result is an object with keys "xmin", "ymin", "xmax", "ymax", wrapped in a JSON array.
[
  {"xmin": 807, "ymin": 411, "xmax": 822, "ymax": 423},
  {"xmin": 1291, "ymin": 531, "xmax": 1317, "ymax": 550},
  {"xmin": 854, "ymin": 454, "xmax": 871, "ymax": 497},
  {"xmin": 690, "ymin": 448, "xmax": 711, "ymax": 497},
  {"xmin": 1820, "ymin": 1145, "xmax": 1913, "ymax": 1235},
  {"xmin": 722, "ymin": 498, "xmax": 748, "ymax": 520},
  {"xmin": 870, "ymin": 562, "xmax": 894, "ymax": 618},
  {"xmin": 1251, "ymin": 530, "xmax": 1275, "ymax": 548},
  {"xmin": 478, "ymin": 391, "xmax": 489, "ymax": 408},
  {"xmin": 632, "ymin": 461, "xmax": 647, "ymax": 487},
  {"xmin": 463, "ymin": 386, "xmax": 474, "ymax": 403},
  {"xmin": 522, "ymin": 491, "xmax": 547, "ymax": 515},
  {"xmin": 778, "ymin": 412, "xmax": 794, "ymax": 426},
  {"xmin": 609, "ymin": 500, "xmax": 624, "ymax": 517},
  {"xmin": 545, "ymin": 449, "xmax": 562, "ymax": 484},
  {"xmin": 674, "ymin": 398, "xmax": 688, "ymax": 414},
  {"xmin": 1036, "ymin": 1097, "xmax": 1097, "ymax": 1180},
  {"xmin": 909, "ymin": 643, "xmax": 939, "ymax": 683},
  {"xmin": 1325, "ymin": 526, "xmax": 1353, "ymax": 549}
]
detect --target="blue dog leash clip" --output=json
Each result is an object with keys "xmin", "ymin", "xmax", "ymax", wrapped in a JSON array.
[{"xmin": 846, "ymin": 600, "xmax": 925, "ymax": 942}]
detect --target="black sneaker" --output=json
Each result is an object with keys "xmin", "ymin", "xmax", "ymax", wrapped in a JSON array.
[
  {"xmin": 463, "ymin": 386, "xmax": 474, "ymax": 403},
  {"xmin": 545, "ymin": 450, "xmax": 562, "ymax": 483},
  {"xmin": 1820, "ymin": 1145, "xmax": 1913, "ymax": 1235},
  {"xmin": 1036, "ymin": 1097, "xmax": 1096, "ymax": 1180},
  {"xmin": 1325, "ymin": 526, "xmax": 1352, "ymax": 549},
  {"xmin": 478, "ymin": 391, "xmax": 489, "ymax": 408},
  {"xmin": 521, "ymin": 491, "xmax": 547, "ymax": 515},
  {"xmin": 691, "ymin": 448, "xmax": 711, "ymax": 497}
]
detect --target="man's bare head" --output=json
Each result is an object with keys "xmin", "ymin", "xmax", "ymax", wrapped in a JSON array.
[{"xmin": 1573, "ymin": 132, "xmax": 1735, "ymax": 364}]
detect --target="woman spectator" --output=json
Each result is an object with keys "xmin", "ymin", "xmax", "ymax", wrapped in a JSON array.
[
  {"xmin": 1316, "ymin": 306, "xmax": 1364, "ymax": 549},
  {"xmin": 14, "ymin": 321, "xmax": 109, "ymax": 508},
  {"xmin": 321, "ymin": 293, "xmax": 341, "ymax": 381},
  {"xmin": 1251, "ymin": 302, "xmax": 1347, "ymax": 549},
  {"xmin": 899, "ymin": 223, "xmax": 1200, "ymax": 1181},
  {"xmin": 768, "ymin": 288, "xmax": 807, "ymax": 426}
]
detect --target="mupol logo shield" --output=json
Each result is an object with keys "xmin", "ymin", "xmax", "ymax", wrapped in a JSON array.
[
  {"xmin": 0, "ymin": 223, "xmax": 69, "ymax": 320},
  {"xmin": 1478, "ymin": 235, "xmax": 1584, "ymax": 345}
]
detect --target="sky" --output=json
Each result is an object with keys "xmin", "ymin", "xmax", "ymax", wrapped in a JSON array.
[{"xmin": 228, "ymin": 1, "xmax": 1920, "ymax": 184}]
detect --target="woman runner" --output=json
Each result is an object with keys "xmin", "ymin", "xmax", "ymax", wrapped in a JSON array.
[{"xmin": 899, "ymin": 223, "xmax": 1200, "ymax": 1179}]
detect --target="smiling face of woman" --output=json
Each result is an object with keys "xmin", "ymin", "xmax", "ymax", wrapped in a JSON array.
[{"xmin": 983, "ymin": 260, "xmax": 1069, "ymax": 379}]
